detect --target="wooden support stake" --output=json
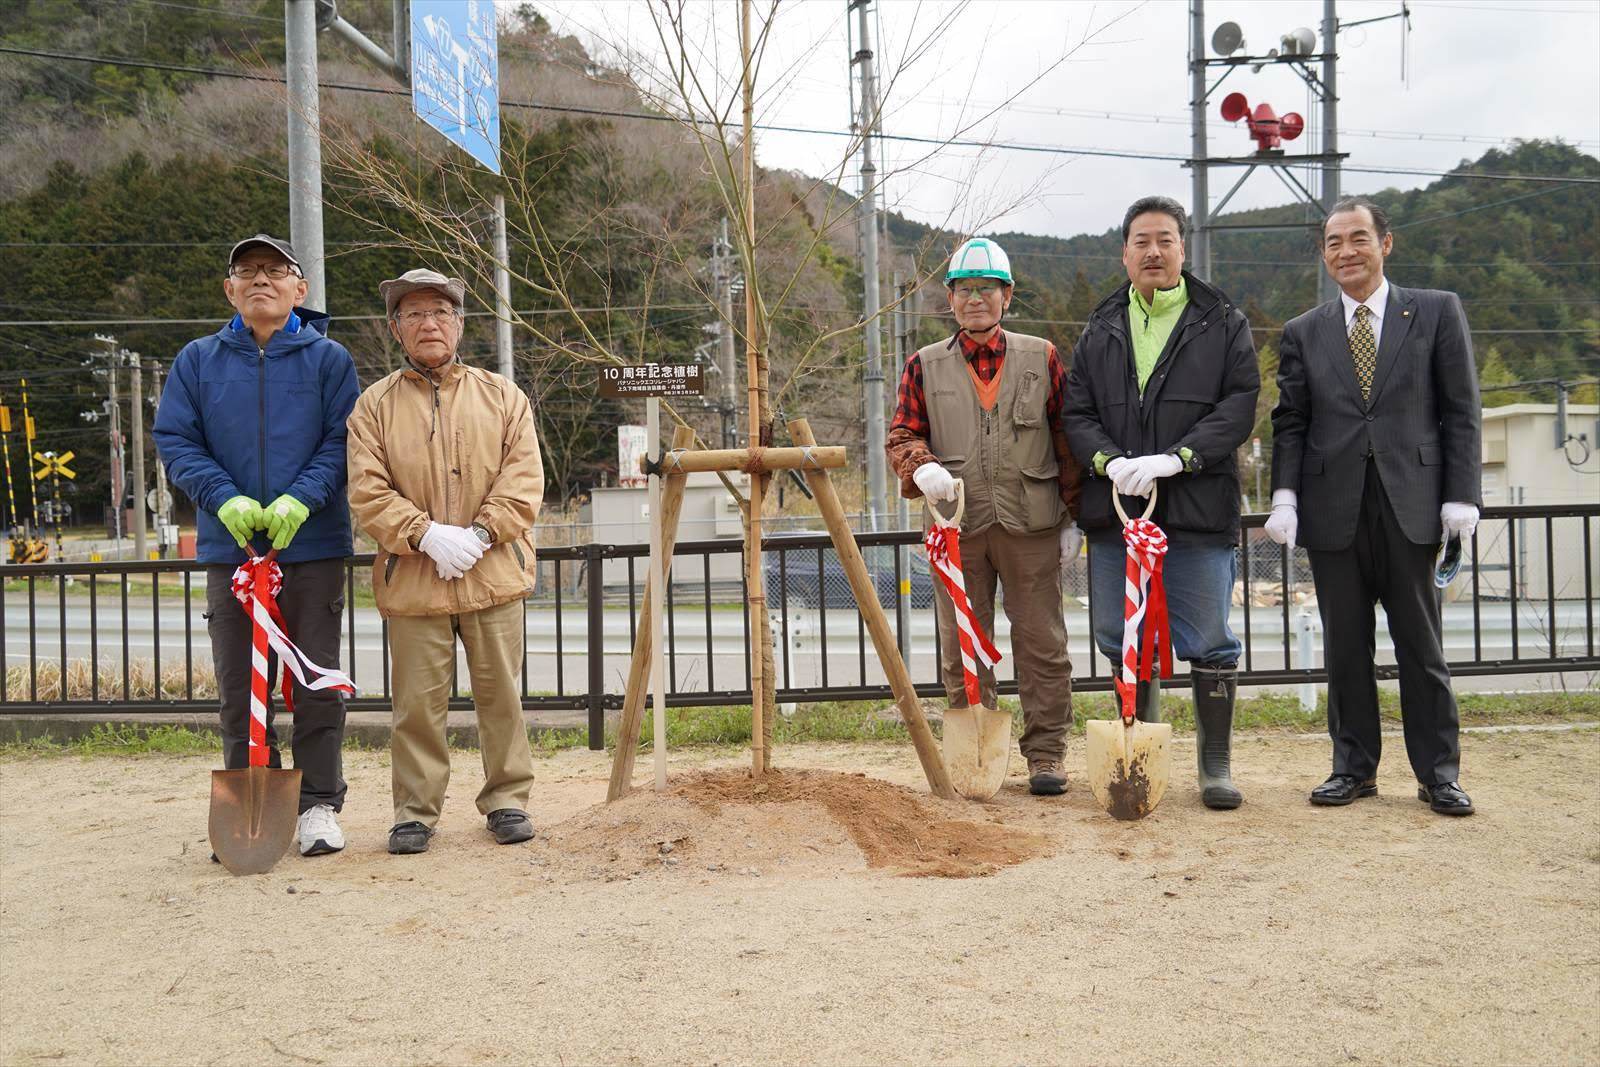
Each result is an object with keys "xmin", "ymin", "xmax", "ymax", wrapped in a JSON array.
[
  {"xmin": 788, "ymin": 418, "xmax": 955, "ymax": 800},
  {"xmin": 606, "ymin": 424, "xmax": 695, "ymax": 801},
  {"xmin": 644, "ymin": 446, "xmax": 846, "ymax": 475}
]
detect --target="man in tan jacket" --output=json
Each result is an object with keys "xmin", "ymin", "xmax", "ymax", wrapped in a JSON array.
[{"xmin": 346, "ymin": 269, "xmax": 545, "ymax": 854}]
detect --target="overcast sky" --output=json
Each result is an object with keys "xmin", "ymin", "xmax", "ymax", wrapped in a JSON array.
[{"xmin": 525, "ymin": 0, "xmax": 1600, "ymax": 240}]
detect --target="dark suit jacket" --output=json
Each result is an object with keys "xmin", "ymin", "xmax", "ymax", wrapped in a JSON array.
[{"xmin": 1270, "ymin": 283, "xmax": 1482, "ymax": 552}]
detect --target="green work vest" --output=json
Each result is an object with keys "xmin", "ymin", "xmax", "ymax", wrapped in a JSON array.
[{"xmin": 921, "ymin": 331, "xmax": 1061, "ymax": 536}]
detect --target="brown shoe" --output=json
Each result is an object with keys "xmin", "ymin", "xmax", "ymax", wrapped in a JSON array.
[{"xmin": 1027, "ymin": 758, "xmax": 1067, "ymax": 796}]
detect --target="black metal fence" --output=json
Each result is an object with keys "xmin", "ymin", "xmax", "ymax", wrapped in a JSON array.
[{"xmin": 2, "ymin": 504, "xmax": 1595, "ymax": 749}]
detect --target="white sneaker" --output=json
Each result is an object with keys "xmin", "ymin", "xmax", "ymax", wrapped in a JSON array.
[{"xmin": 296, "ymin": 804, "xmax": 345, "ymax": 857}]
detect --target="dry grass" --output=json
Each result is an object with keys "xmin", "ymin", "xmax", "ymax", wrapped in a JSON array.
[{"xmin": 3, "ymin": 659, "xmax": 217, "ymax": 702}]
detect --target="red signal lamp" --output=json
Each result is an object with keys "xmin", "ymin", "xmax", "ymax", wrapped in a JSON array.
[{"xmin": 1220, "ymin": 92, "xmax": 1304, "ymax": 153}]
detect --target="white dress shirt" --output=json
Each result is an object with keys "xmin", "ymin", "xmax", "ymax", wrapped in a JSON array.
[{"xmin": 1340, "ymin": 278, "xmax": 1390, "ymax": 349}]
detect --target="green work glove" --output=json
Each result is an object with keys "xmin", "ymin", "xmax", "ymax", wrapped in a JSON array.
[
  {"xmin": 263, "ymin": 494, "xmax": 310, "ymax": 550},
  {"xmin": 217, "ymin": 495, "xmax": 264, "ymax": 549}
]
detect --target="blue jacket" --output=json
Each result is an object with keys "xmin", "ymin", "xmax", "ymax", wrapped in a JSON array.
[{"xmin": 154, "ymin": 309, "xmax": 359, "ymax": 564}]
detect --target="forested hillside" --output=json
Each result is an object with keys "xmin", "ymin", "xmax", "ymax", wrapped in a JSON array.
[{"xmin": 2, "ymin": 0, "xmax": 1595, "ymax": 528}]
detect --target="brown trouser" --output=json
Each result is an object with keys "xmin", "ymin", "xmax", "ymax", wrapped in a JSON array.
[
  {"xmin": 932, "ymin": 523, "xmax": 1072, "ymax": 762},
  {"xmin": 387, "ymin": 598, "xmax": 534, "ymax": 827}
]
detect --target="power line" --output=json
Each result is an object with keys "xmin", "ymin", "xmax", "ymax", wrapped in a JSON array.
[
  {"xmin": 0, "ymin": 304, "xmax": 709, "ymax": 328},
  {"xmin": 5, "ymin": 45, "xmax": 1599, "ymax": 186}
]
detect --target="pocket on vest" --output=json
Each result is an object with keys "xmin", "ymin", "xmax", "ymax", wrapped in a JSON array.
[{"xmin": 1017, "ymin": 461, "xmax": 1062, "ymax": 532}]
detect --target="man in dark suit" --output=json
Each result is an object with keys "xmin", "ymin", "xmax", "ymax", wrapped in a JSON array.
[{"xmin": 1268, "ymin": 197, "xmax": 1481, "ymax": 815}]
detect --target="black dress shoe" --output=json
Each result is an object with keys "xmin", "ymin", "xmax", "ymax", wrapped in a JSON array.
[
  {"xmin": 1309, "ymin": 773, "xmax": 1378, "ymax": 806},
  {"xmin": 1418, "ymin": 782, "xmax": 1474, "ymax": 816}
]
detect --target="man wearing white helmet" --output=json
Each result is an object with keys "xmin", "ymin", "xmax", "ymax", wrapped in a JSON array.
[{"xmin": 887, "ymin": 237, "xmax": 1084, "ymax": 796}]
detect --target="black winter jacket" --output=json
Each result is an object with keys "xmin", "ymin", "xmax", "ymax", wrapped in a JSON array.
[{"xmin": 1060, "ymin": 271, "xmax": 1260, "ymax": 545}]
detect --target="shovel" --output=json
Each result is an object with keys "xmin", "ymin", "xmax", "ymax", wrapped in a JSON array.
[
  {"xmin": 1086, "ymin": 487, "xmax": 1173, "ymax": 821},
  {"xmin": 209, "ymin": 549, "xmax": 301, "ymax": 875},
  {"xmin": 925, "ymin": 480, "xmax": 1010, "ymax": 801}
]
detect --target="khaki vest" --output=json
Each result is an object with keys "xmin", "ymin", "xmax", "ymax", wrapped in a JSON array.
[{"xmin": 922, "ymin": 331, "xmax": 1061, "ymax": 536}]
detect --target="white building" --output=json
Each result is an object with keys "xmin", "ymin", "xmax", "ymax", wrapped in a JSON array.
[{"xmin": 1475, "ymin": 402, "xmax": 1598, "ymax": 604}]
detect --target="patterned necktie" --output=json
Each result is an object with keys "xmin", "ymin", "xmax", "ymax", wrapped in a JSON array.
[{"xmin": 1349, "ymin": 304, "xmax": 1377, "ymax": 405}]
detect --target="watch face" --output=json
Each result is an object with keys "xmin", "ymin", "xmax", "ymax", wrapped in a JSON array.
[{"xmin": 473, "ymin": 526, "xmax": 491, "ymax": 545}]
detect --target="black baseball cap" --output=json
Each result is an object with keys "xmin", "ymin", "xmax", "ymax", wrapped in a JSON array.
[{"xmin": 229, "ymin": 233, "xmax": 301, "ymax": 271}]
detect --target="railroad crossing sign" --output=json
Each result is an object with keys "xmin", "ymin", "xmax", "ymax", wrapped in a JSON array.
[{"xmin": 33, "ymin": 450, "xmax": 75, "ymax": 481}]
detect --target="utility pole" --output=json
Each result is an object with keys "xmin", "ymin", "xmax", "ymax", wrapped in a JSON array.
[
  {"xmin": 1319, "ymin": 0, "xmax": 1341, "ymax": 304},
  {"xmin": 892, "ymin": 271, "xmax": 912, "ymax": 660},
  {"xmin": 98, "ymin": 335, "xmax": 124, "ymax": 556},
  {"xmin": 851, "ymin": 0, "xmax": 886, "ymax": 532},
  {"xmin": 715, "ymin": 218, "xmax": 739, "ymax": 447},
  {"xmin": 129, "ymin": 353, "xmax": 147, "ymax": 560},
  {"xmin": 492, "ymin": 193, "xmax": 514, "ymax": 380},
  {"xmin": 150, "ymin": 363, "xmax": 174, "ymax": 554},
  {"xmin": 1189, "ymin": 0, "xmax": 1211, "ymax": 281},
  {"xmin": 285, "ymin": 0, "xmax": 327, "ymax": 311}
]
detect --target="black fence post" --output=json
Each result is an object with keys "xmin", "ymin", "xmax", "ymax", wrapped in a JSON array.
[{"xmin": 586, "ymin": 542, "xmax": 606, "ymax": 750}]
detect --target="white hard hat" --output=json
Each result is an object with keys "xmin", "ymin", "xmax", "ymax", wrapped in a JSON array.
[{"xmin": 945, "ymin": 238, "xmax": 1013, "ymax": 286}]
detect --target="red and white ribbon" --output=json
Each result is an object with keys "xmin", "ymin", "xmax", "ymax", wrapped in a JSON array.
[
  {"xmin": 1115, "ymin": 517, "xmax": 1174, "ymax": 725},
  {"xmin": 924, "ymin": 524, "xmax": 1002, "ymax": 707},
  {"xmin": 231, "ymin": 554, "xmax": 356, "ymax": 765}
]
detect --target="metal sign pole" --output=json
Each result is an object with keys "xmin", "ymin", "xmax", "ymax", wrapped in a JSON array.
[{"xmin": 647, "ymin": 394, "xmax": 668, "ymax": 790}]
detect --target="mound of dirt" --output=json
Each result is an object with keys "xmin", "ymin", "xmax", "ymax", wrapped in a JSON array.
[{"xmin": 537, "ymin": 769, "xmax": 1053, "ymax": 879}]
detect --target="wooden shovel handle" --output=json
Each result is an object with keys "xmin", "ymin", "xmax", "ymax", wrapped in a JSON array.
[{"xmin": 1112, "ymin": 480, "xmax": 1158, "ymax": 527}]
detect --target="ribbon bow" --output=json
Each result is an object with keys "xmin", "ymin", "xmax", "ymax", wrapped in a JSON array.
[
  {"xmin": 1115, "ymin": 517, "xmax": 1174, "ymax": 725},
  {"xmin": 924, "ymin": 524, "xmax": 1003, "ymax": 707},
  {"xmin": 230, "ymin": 553, "xmax": 355, "ymax": 751}
]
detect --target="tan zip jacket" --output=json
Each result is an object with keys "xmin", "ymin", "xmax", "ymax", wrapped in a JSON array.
[{"xmin": 346, "ymin": 359, "xmax": 545, "ymax": 618}]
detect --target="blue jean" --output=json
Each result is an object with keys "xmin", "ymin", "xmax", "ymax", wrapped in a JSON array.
[{"xmin": 1088, "ymin": 539, "xmax": 1242, "ymax": 668}]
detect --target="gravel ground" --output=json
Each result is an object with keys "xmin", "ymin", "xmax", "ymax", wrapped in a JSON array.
[{"xmin": 2, "ymin": 727, "xmax": 1597, "ymax": 1066}]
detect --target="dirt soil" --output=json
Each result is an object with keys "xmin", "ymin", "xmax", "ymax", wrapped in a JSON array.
[{"xmin": 2, "ymin": 729, "xmax": 1597, "ymax": 1066}]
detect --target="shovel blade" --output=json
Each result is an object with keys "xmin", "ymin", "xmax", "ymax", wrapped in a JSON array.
[
  {"xmin": 943, "ymin": 704, "xmax": 1011, "ymax": 801},
  {"xmin": 1085, "ymin": 718, "xmax": 1172, "ymax": 821},
  {"xmin": 209, "ymin": 766, "xmax": 302, "ymax": 875}
]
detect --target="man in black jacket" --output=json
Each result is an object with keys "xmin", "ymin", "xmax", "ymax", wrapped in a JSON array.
[
  {"xmin": 1061, "ymin": 196, "xmax": 1260, "ymax": 810},
  {"xmin": 1267, "ymin": 197, "xmax": 1481, "ymax": 816}
]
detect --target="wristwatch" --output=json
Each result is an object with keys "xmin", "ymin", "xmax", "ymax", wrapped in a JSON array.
[{"xmin": 471, "ymin": 523, "xmax": 492, "ymax": 547}]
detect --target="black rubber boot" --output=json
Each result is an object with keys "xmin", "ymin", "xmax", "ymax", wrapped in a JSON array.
[
  {"xmin": 1192, "ymin": 665, "xmax": 1243, "ymax": 810},
  {"xmin": 1134, "ymin": 679, "xmax": 1161, "ymax": 723}
]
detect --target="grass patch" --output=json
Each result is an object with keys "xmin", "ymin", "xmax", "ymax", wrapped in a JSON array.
[
  {"xmin": 6, "ymin": 690, "xmax": 1595, "ymax": 760},
  {"xmin": 0, "ymin": 723, "xmax": 221, "ymax": 758}
]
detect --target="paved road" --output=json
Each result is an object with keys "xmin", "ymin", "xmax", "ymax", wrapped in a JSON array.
[{"xmin": 3, "ymin": 591, "xmax": 1591, "ymax": 701}]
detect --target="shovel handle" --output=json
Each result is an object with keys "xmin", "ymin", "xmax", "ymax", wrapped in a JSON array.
[
  {"xmin": 1112, "ymin": 480, "xmax": 1158, "ymax": 528},
  {"xmin": 926, "ymin": 478, "xmax": 966, "ymax": 529}
]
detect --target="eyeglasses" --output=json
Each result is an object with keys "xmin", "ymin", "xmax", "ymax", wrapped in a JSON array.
[
  {"xmin": 396, "ymin": 308, "xmax": 461, "ymax": 327},
  {"xmin": 953, "ymin": 283, "xmax": 1002, "ymax": 300},
  {"xmin": 229, "ymin": 263, "xmax": 300, "ymax": 281}
]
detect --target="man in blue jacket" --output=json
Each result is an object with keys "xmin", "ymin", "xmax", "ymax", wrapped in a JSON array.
[{"xmin": 154, "ymin": 234, "xmax": 360, "ymax": 857}]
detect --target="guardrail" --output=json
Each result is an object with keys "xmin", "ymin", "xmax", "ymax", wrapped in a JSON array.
[{"xmin": 2, "ymin": 504, "xmax": 1595, "ymax": 749}]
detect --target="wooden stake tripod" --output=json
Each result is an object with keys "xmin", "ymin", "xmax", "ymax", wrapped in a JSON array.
[{"xmin": 606, "ymin": 417, "xmax": 955, "ymax": 801}]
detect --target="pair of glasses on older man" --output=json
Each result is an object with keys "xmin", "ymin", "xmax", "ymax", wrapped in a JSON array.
[
  {"xmin": 228, "ymin": 263, "xmax": 301, "ymax": 281},
  {"xmin": 394, "ymin": 308, "xmax": 462, "ymax": 327},
  {"xmin": 952, "ymin": 282, "xmax": 1003, "ymax": 301}
]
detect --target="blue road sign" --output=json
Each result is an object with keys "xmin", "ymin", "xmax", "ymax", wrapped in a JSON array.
[{"xmin": 410, "ymin": 0, "xmax": 500, "ymax": 173}]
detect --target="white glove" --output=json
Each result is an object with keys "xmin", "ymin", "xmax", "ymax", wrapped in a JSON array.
[
  {"xmin": 418, "ymin": 522, "xmax": 485, "ymax": 581},
  {"xmin": 1117, "ymin": 453, "xmax": 1184, "ymax": 498},
  {"xmin": 912, "ymin": 461, "xmax": 958, "ymax": 503},
  {"xmin": 1058, "ymin": 522, "xmax": 1083, "ymax": 567},
  {"xmin": 1440, "ymin": 501, "xmax": 1480, "ymax": 539},
  {"xmin": 1264, "ymin": 488, "xmax": 1298, "ymax": 548},
  {"xmin": 1105, "ymin": 456, "xmax": 1132, "ymax": 492}
]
